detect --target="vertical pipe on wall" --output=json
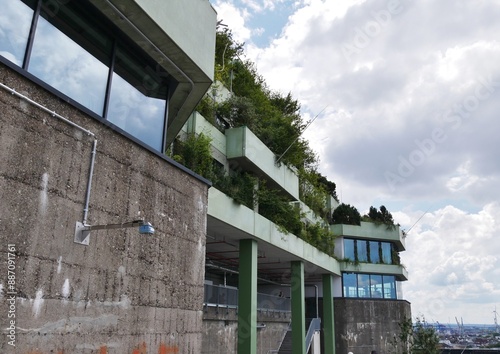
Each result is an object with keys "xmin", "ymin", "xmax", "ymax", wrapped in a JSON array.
[{"xmin": 82, "ymin": 139, "xmax": 97, "ymax": 225}]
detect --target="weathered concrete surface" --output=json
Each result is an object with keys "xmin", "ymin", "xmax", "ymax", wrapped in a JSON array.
[
  {"xmin": 0, "ymin": 64, "xmax": 209, "ymax": 353},
  {"xmin": 334, "ymin": 298, "xmax": 412, "ymax": 354},
  {"xmin": 202, "ymin": 307, "xmax": 291, "ymax": 354}
]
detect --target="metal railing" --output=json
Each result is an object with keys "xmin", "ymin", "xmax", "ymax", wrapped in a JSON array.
[
  {"xmin": 204, "ymin": 284, "xmax": 291, "ymax": 312},
  {"xmin": 305, "ymin": 317, "xmax": 321, "ymax": 353}
]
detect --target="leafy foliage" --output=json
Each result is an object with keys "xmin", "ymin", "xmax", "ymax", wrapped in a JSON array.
[
  {"xmin": 302, "ymin": 222, "xmax": 336, "ymax": 256},
  {"xmin": 331, "ymin": 203, "xmax": 361, "ymax": 225},
  {"xmin": 185, "ymin": 27, "xmax": 342, "ymax": 256},
  {"xmin": 256, "ymin": 181, "xmax": 303, "ymax": 236},
  {"xmin": 172, "ymin": 133, "xmax": 214, "ymax": 180},
  {"xmin": 391, "ymin": 316, "xmax": 440, "ymax": 354},
  {"xmin": 210, "ymin": 28, "xmax": 319, "ymax": 171},
  {"xmin": 299, "ymin": 169, "xmax": 329, "ymax": 220},
  {"xmin": 412, "ymin": 317, "xmax": 440, "ymax": 354},
  {"xmin": 365, "ymin": 205, "xmax": 395, "ymax": 225},
  {"xmin": 214, "ymin": 169, "xmax": 257, "ymax": 208}
]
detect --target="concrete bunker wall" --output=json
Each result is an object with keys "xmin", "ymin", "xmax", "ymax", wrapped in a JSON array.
[
  {"xmin": 0, "ymin": 64, "xmax": 209, "ymax": 353},
  {"xmin": 202, "ymin": 307, "xmax": 290, "ymax": 354},
  {"xmin": 334, "ymin": 298, "xmax": 412, "ymax": 354}
]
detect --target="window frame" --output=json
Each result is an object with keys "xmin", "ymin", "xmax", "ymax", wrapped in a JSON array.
[
  {"xmin": 342, "ymin": 272, "xmax": 398, "ymax": 299},
  {"xmin": 0, "ymin": 0, "xmax": 174, "ymax": 153}
]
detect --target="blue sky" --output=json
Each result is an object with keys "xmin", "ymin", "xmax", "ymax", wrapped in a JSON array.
[{"xmin": 211, "ymin": 0, "xmax": 500, "ymax": 325}]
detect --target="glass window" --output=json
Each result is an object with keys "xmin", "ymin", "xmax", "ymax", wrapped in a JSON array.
[
  {"xmin": 107, "ymin": 44, "xmax": 167, "ymax": 151},
  {"xmin": 369, "ymin": 241, "xmax": 380, "ymax": 263},
  {"xmin": 381, "ymin": 242, "xmax": 392, "ymax": 264},
  {"xmin": 357, "ymin": 274, "xmax": 370, "ymax": 298},
  {"xmin": 383, "ymin": 275, "xmax": 396, "ymax": 299},
  {"xmin": 28, "ymin": 5, "xmax": 110, "ymax": 115},
  {"xmin": 342, "ymin": 273, "xmax": 357, "ymax": 298},
  {"xmin": 344, "ymin": 239, "xmax": 355, "ymax": 261},
  {"xmin": 370, "ymin": 274, "xmax": 383, "ymax": 298},
  {"xmin": 0, "ymin": 0, "xmax": 35, "ymax": 66},
  {"xmin": 357, "ymin": 240, "xmax": 368, "ymax": 262}
]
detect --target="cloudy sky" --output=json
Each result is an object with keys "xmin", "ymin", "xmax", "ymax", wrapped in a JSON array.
[{"xmin": 211, "ymin": 0, "xmax": 500, "ymax": 325}]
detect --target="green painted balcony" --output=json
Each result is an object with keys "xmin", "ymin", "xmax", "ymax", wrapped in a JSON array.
[
  {"xmin": 225, "ymin": 126, "xmax": 300, "ymax": 200},
  {"xmin": 207, "ymin": 187, "xmax": 340, "ymax": 277},
  {"xmin": 331, "ymin": 221, "xmax": 406, "ymax": 251}
]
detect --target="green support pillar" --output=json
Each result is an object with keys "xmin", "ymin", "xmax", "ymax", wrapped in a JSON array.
[
  {"xmin": 322, "ymin": 274, "xmax": 336, "ymax": 354},
  {"xmin": 291, "ymin": 261, "xmax": 306, "ymax": 354},
  {"xmin": 238, "ymin": 239, "xmax": 258, "ymax": 354}
]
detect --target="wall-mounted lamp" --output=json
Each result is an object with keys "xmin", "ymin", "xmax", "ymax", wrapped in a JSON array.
[{"xmin": 74, "ymin": 219, "xmax": 155, "ymax": 245}]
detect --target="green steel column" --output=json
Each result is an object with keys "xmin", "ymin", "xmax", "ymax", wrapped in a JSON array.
[
  {"xmin": 291, "ymin": 261, "xmax": 306, "ymax": 354},
  {"xmin": 322, "ymin": 274, "xmax": 336, "ymax": 354},
  {"xmin": 238, "ymin": 239, "xmax": 258, "ymax": 354}
]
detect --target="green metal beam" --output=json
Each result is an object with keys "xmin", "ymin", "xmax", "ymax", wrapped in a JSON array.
[
  {"xmin": 238, "ymin": 239, "xmax": 258, "ymax": 354},
  {"xmin": 291, "ymin": 261, "xmax": 305, "ymax": 354},
  {"xmin": 322, "ymin": 274, "xmax": 336, "ymax": 354}
]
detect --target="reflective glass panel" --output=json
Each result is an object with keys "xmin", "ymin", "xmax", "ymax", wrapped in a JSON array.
[
  {"xmin": 383, "ymin": 275, "xmax": 396, "ymax": 299},
  {"xmin": 344, "ymin": 239, "xmax": 355, "ymax": 261},
  {"xmin": 369, "ymin": 241, "xmax": 380, "ymax": 263},
  {"xmin": 0, "ymin": 0, "xmax": 35, "ymax": 66},
  {"xmin": 28, "ymin": 11, "xmax": 109, "ymax": 114},
  {"xmin": 342, "ymin": 273, "xmax": 357, "ymax": 298},
  {"xmin": 357, "ymin": 240, "xmax": 368, "ymax": 262},
  {"xmin": 381, "ymin": 242, "xmax": 392, "ymax": 264},
  {"xmin": 357, "ymin": 274, "xmax": 370, "ymax": 298},
  {"xmin": 370, "ymin": 274, "xmax": 383, "ymax": 298},
  {"xmin": 107, "ymin": 45, "xmax": 167, "ymax": 151}
]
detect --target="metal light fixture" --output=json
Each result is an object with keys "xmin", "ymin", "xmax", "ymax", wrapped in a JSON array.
[{"xmin": 74, "ymin": 219, "xmax": 155, "ymax": 245}]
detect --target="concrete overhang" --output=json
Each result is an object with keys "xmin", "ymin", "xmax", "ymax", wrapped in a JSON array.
[
  {"xmin": 340, "ymin": 262, "xmax": 409, "ymax": 281},
  {"xmin": 207, "ymin": 188, "xmax": 340, "ymax": 282},
  {"xmin": 331, "ymin": 221, "xmax": 406, "ymax": 251},
  {"xmin": 89, "ymin": 0, "xmax": 217, "ymax": 146},
  {"xmin": 225, "ymin": 126, "xmax": 300, "ymax": 201}
]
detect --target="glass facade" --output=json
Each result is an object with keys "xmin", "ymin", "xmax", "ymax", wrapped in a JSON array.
[
  {"xmin": 342, "ymin": 273, "xmax": 398, "ymax": 299},
  {"xmin": 0, "ymin": 0, "xmax": 170, "ymax": 152},
  {"xmin": 0, "ymin": 0, "xmax": 34, "ymax": 66},
  {"xmin": 343, "ymin": 238, "xmax": 396, "ymax": 264},
  {"xmin": 344, "ymin": 238, "xmax": 355, "ymax": 260},
  {"xmin": 28, "ymin": 13, "xmax": 110, "ymax": 115},
  {"xmin": 381, "ymin": 242, "xmax": 392, "ymax": 264}
]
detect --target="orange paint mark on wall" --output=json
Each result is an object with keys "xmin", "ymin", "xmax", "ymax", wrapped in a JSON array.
[
  {"xmin": 100, "ymin": 346, "xmax": 108, "ymax": 354},
  {"xmin": 159, "ymin": 343, "xmax": 179, "ymax": 354},
  {"xmin": 132, "ymin": 342, "xmax": 147, "ymax": 354}
]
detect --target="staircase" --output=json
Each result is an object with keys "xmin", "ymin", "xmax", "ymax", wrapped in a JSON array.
[{"xmin": 278, "ymin": 318, "xmax": 319, "ymax": 354}]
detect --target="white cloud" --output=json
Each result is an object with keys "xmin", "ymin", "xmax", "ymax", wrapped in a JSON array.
[
  {"xmin": 401, "ymin": 203, "xmax": 500, "ymax": 323},
  {"xmin": 215, "ymin": 0, "xmax": 500, "ymax": 323},
  {"xmin": 213, "ymin": 1, "xmax": 252, "ymax": 44}
]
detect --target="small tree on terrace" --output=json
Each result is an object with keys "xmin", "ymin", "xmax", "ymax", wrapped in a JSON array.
[{"xmin": 331, "ymin": 203, "xmax": 361, "ymax": 225}]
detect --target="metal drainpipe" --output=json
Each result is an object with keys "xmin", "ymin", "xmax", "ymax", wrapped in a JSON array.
[
  {"xmin": 82, "ymin": 139, "xmax": 97, "ymax": 225},
  {"xmin": 0, "ymin": 82, "xmax": 97, "ymax": 225}
]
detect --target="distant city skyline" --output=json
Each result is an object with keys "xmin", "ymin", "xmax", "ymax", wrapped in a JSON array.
[{"xmin": 210, "ymin": 0, "xmax": 500, "ymax": 324}]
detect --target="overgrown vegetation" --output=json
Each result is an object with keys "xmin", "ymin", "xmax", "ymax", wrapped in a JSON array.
[
  {"xmin": 172, "ymin": 133, "xmax": 215, "ymax": 180},
  {"xmin": 172, "ymin": 132, "xmax": 337, "ymax": 256},
  {"xmin": 391, "ymin": 316, "xmax": 440, "ymax": 354},
  {"xmin": 331, "ymin": 203, "xmax": 361, "ymax": 225},
  {"xmin": 363, "ymin": 205, "xmax": 395, "ymax": 226},
  {"xmin": 171, "ymin": 26, "xmax": 340, "ymax": 255}
]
